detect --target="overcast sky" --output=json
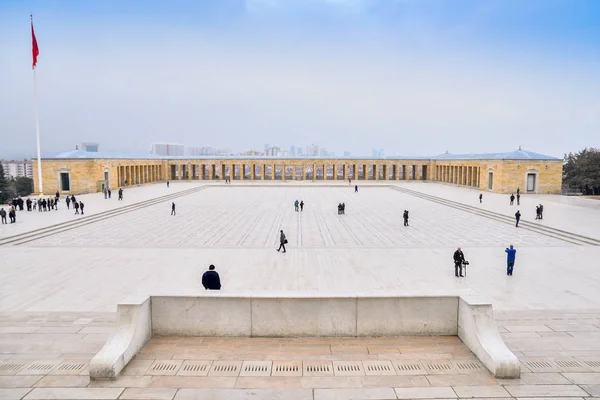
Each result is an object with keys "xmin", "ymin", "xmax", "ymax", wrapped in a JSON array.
[{"xmin": 1, "ymin": 0, "xmax": 599, "ymax": 159}]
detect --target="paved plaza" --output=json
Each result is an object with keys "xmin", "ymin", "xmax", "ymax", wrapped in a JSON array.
[{"xmin": 1, "ymin": 182, "xmax": 600, "ymax": 399}]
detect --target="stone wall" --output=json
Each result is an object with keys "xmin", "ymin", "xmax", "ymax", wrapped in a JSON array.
[{"xmin": 33, "ymin": 157, "xmax": 563, "ymax": 195}]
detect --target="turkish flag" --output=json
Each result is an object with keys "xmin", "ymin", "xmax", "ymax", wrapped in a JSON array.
[{"xmin": 31, "ymin": 21, "xmax": 39, "ymax": 69}]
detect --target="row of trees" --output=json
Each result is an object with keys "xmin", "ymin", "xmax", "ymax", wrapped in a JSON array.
[
  {"xmin": 563, "ymin": 148, "xmax": 600, "ymax": 195},
  {"xmin": 0, "ymin": 165, "xmax": 34, "ymax": 204}
]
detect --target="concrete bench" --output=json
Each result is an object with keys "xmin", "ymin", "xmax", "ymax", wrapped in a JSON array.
[{"xmin": 89, "ymin": 293, "xmax": 520, "ymax": 380}]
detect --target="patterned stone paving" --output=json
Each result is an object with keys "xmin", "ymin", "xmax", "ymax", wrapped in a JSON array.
[
  {"xmin": 1, "ymin": 182, "xmax": 600, "ymax": 399},
  {"xmin": 26, "ymin": 187, "xmax": 569, "ymax": 248},
  {"xmin": 1, "ymin": 312, "xmax": 600, "ymax": 399}
]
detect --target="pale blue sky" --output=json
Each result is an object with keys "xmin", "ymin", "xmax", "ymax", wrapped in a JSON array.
[{"xmin": 0, "ymin": 0, "xmax": 598, "ymax": 158}]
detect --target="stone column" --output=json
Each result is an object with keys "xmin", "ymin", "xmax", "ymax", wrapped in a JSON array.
[{"xmin": 416, "ymin": 165, "xmax": 421, "ymax": 180}]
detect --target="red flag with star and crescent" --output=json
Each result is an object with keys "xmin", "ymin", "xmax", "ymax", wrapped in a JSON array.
[{"xmin": 31, "ymin": 19, "xmax": 39, "ymax": 69}]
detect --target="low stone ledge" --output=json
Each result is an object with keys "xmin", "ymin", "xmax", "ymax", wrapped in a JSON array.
[{"xmin": 89, "ymin": 293, "xmax": 520, "ymax": 380}]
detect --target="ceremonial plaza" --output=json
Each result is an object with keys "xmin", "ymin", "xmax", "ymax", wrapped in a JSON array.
[{"xmin": 1, "ymin": 149, "xmax": 600, "ymax": 400}]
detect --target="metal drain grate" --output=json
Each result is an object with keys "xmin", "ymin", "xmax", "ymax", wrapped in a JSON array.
[
  {"xmin": 183, "ymin": 364, "xmax": 208, "ymax": 372},
  {"xmin": 19, "ymin": 362, "xmax": 60, "ymax": 375},
  {"xmin": 362, "ymin": 361, "xmax": 396, "ymax": 376},
  {"xmin": 146, "ymin": 360, "xmax": 182, "ymax": 376},
  {"xmin": 525, "ymin": 361, "xmax": 552, "ymax": 369},
  {"xmin": 0, "ymin": 363, "xmax": 25, "ymax": 375},
  {"xmin": 271, "ymin": 361, "xmax": 302, "ymax": 376},
  {"xmin": 240, "ymin": 361, "xmax": 272, "ymax": 377},
  {"xmin": 555, "ymin": 360, "xmax": 583, "ymax": 368},
  {"xmin": 209, "ymin": 361, "xmax": 242, "ymax": 377},
  {"xmin": 333, "ymin": 362, "xmax": 364, "ymax": 376},
  {"xmin": 303, "ymin": 361, "xmax": 334, "ymax": 377},
  {"xmin": 584, "ymin": 360, "xmax": 600, "ymax": 368},
  {"xmin": 423, "ymin": 361, "xmax": 456, "ymax": 374},
  {"xmin": 177, "ymin": 361, "xmax": 211, "ymax": 377},
  {"xmin": 395, "ymin": 362, "xmax": 426, "ymax": 375},
  {"xmin": 455, "ymin": 361, "xmax": 482, "ymax": 372},
  {"xmin": 50, "ymin": 362, "xmax": 87, "ymax": 375}
]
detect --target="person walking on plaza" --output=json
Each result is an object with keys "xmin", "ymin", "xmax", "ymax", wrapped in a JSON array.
[
  {"xmin": 26, "ymin": 198, "xmax": 32, "ymax": 211},
  {"xmin": 479, "ymin": 193, "xmax": 482, "ymax": 203},
  {"xmin": 517, "ymin": 187, "xmax": 520, "ymax": 195},
  {"xmin": 516, "ymin": 193, "xmax": 520, "ymax": 205},
  {"xmin": 510, "ymin": 194, "xmax": 515, "ymax": 205},
  {"xmin": 0, "ymin": 208, "xmax": 6, "ymax": 224},
  {"xmin": 118, "ymin": 188, "xmax": 123, "ymax": 200},
  {"xmin": 403, "ymin": 210, "xmax": 409, "ymax": 226},
  {"xmin": 79, "ymin": 201, "xmax": 85, "ymax": 215},
  {"xmin": 539, "ymin": 204, "xmax": 544, "ymax": 219},
  {"xmin": 171, "ymin": 202, "xmax": 176, "ymax": 216},
  {"xmin": 18, "ymin": 198, "xmax": 24, "ymax": 211},
  {"xmin": 515, "ymin": 210, "xmax": 521, "ymax": 227},
  {"xmin": 65, "ymin": 196, "xmax": 71, "ymax": 209},
  {"xmin": 104, "ymin": 189, "xmax": 108, "ymax": 199},
  {"xmin": 300, "ymin": 200, "xmax": 304, "ymax": 211},
  {"xmin": 202, "ymin": 264, "xmax": 221, "ymax": 290},
  {"xmin": 71, "ymin": 195, "xmax": 76, "ymax": 204},
  {"xmin": 355, "ymin": 185, "xmax": 358, "ymax": 193},
  {"xmin": 108, "ymin": 188, "xmax": 112, "ymax": 199},
  {"xmin": 9, "ymin": 207, "xmax": 16, "ymax": 223},
  {"xmin": 74, "ymin": 201, "xmax": 80, "ymax": 215},
  {"xmin": 294, "ymin": 200, "xmax": 299, "ymax": 212},
  {"xmin": 32, "ymin": 200, "xmax": 36, "ymax": 211},
  {"xmin": 505, "ymin": 245, "xmax": 517, "ymax": 276},
  {"xmin": 535, "ymin": 205, "xmax": 540, "ymax": 219},
  {"xmin": 167, "ymin": 181, "xmax": 170, "ymax": 188},
  {"xmin": 277, "ymin": 230, "xmax": 287, "ymax": 253},
  {"xmin": 453, "ymin": 247, "xmax": 465, "ymax": 277}
]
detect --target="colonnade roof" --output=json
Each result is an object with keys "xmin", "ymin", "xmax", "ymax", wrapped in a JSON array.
[{"xmin": 39, "ymin": 149, "xmax": 559, "ymax": 161}]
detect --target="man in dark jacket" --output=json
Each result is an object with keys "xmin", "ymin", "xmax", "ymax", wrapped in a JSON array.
[
  {"xmin": 202, "ymin": 265, "xmax": 221, "ymax": 290},
  {"xmin": 277, "ymin": 230, "xmax": 287, "ymax": 253},
  {"xmin": 453, "ymin": 247, "xmax": 465, "ymax": 277}
]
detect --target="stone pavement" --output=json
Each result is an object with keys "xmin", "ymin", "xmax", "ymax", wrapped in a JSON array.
[
  {"xmin": 1, "ymin": 312, "xmax": 600, "ymax": 399},
  {"xmin": 0, "ymin": 181, "xmax": 201, "ymax": 237},
  {"xmin": 1, "ymin": 181, "xmax": 600, "ymax": 399}
]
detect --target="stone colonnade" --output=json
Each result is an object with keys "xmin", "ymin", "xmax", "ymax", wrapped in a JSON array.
[
  {"xmin": 117, "ymin": 164, "xmax": 164, "ymax": 188},
  {"xmin": 434, "ymin": 164, "xmax": 482, "ymax": 189},
  {"xmin": 160, "ymin": 161, "xmax": 430, "ymax": 182}
]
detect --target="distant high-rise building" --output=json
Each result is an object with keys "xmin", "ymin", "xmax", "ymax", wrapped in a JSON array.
[
  {"xmin": 372, "ymin": 148, "xmax": 384, "ymax": 158},
  {"xmin": 264, "ymin": 144, "xmax": 270, "ymax": 152},
  {"xmin": 306, "ymin": 144, "xmax": 320, "ymax": 157},
  {"xmin": 1, "ymin": 159, "xmax": 33, "ymax": 179},
  {"xmin": 81, "ymin": 143, "xmax": 99, "ymax": 152},
  {"xmin": 187, "ymin": 146, "xmax": 213, "ymax": 156},
  {"xmin": 344, "ymin": 151, "xmax": 351, "ymax": 157},
  {"xmin": 151, "ymin": 143, "xmax": 185, "ymax": 156},
  {"xmin": 290, "ymin": 145, "xmax": 296, "ymax": 156},
  {"xmin": 297, "ymin": 148, "xmax": 303, "ymax": 156},
  {"xmin": 266, "ymin": 146, "xmax": 281, "ymax": 156}
]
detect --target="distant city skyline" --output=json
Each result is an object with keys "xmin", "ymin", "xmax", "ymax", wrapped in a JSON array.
[{"xmin": 1, "ymin": 0, "xmax": 598, "ymax": 160}]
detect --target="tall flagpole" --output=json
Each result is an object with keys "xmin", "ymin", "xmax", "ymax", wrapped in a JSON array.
[{"xmin": 31, "ymin": 13, "xmax": 43, "ymax": 195}]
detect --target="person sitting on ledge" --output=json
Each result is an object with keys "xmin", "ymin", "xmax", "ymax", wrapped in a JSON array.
[{"xmin": 202, "ymin": 264, "xmax": 221, "ymax": 290}]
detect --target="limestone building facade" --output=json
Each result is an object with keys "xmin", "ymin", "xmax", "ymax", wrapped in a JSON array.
[{"xmin": 32, "ymin": 149, "xmax": 563, "ymax": 195}]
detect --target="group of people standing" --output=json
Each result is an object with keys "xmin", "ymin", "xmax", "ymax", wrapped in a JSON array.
[{"xmin": 294, "ymin": 200, "xmax": 304, "ymax": 212}]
